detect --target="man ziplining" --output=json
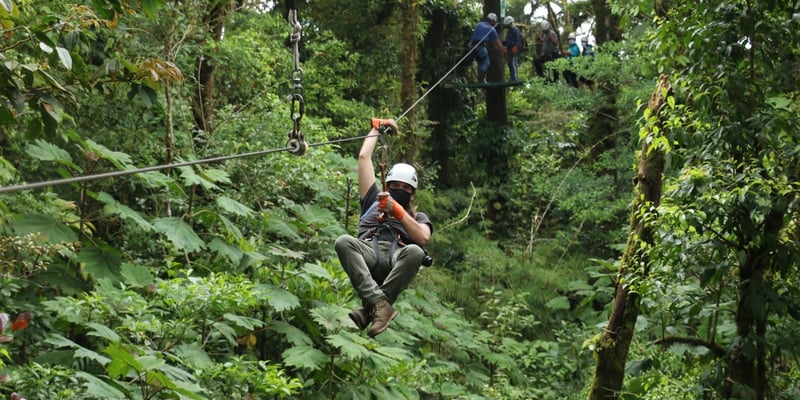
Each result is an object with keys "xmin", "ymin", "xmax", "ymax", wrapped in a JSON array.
[{"xmin": 334, "ymin": 118, "xmax": 434, "ymax": 337}]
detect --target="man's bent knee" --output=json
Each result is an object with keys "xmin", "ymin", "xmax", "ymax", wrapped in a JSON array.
[{"xmin": 334, "ymin": 234, "xmax": 358, "ymax": 254}]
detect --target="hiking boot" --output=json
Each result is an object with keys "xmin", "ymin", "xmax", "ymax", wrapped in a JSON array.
[
  {"xmin": 367, "ymin": 299, "xmax": 397, "ymax": 337},
  {"xmin": 348, "ymin": 308, "xmax": 370, "ymax": 330}
]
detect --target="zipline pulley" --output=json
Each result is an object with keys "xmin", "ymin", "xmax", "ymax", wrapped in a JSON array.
[{"xmin": 286, "ymin": 6, "xmax": 307, "ymax": 155}]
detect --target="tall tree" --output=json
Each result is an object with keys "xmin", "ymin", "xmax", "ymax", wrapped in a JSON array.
[
  {"xmin": 585, "ymin": 0, "xmax": 621, "ymax": 161},
  {"xmin": 587, "ymin": 75, "xmax": 671, "ymax": 400},
  {"xmin": 484, "ymin": 0, "xmax": 507, "ymax": 126},
  {"xmin": 399, "ymin": 0, "xmax": 421, "ymax": 162},
  {"xmin": 191, "ymin": 0, "xmax": 240, "ymax": 137}
]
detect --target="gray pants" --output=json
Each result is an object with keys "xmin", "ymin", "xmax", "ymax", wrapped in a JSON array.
[{"xmin": 334, "ymin": 234, "xmax": 425, "ymax": 307}]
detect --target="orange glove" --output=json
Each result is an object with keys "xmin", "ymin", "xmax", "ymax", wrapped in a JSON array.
[
  {"xmin": 378, "ymin": 192, "xmax": 406, "ymax": 220},
  {"xmin": 371, "ymin": 118, "xmax": 389, "ymax": 130},
  {"xmin": 371, "ymin": 118, "xmax": 398, "ymax": 134}
]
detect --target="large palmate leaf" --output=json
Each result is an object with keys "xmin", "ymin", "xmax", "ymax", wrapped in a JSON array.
[
  {"xmin": 105, "ymin": 342, "xmax": 143, "ymax": 378},
  {"xmin": 12, "ymin": 213, "xmax": 78, "ymax": 243},
  {"xmin": 264, "ymin": 211, "xmax": 301, "ymax": 241},
  {"xmin": 74, "ymin": 371, "xmax": 129, "ymax": 399},
  {"xmin": 208, "ymin": 237, "xmax": 244, "ymax": 265},
  {"xmin": 216, "ymin": 195, "xmax": 254, "ymax": 216},
  {"xmin": 86, "ymin": 322, "xmax": 121, "ymax": 342},
  {"xmin": 173, "ymin": 343, "xmax": 214, "ymax": 370},
  {"xmin": 45, "ymin": 334, "xmax": 111, "ymax": 366},
  {"xmin": 261, "ymin": 285, "xmax": 300, "ymax": 312},
  {"xmin": 326, "ymin": 332, "xmax": 370, "ymax": 360},
  {"xmin": 120, "ymin": 262, "xmax": 155, "ymax": 287},
  {"xmin": 152, "ymin": 217, "xmax": 205, "ymax": 252},
  {"xmin": 223, "ymin": 313, "xmax": 264, "ymax": 331},
  {"xmin": 281, "ymin": 344, "xmax": 326, "ymax": 371},
  {"xmin": 84, "ymin": 139, "xmax": 133, "ymax": 169},
  {"xmin": 271, "ymin": 320, "xmax": 312, "ymax": 347},
  {"xmin": 217, "ymin": 214, "xmax": 243, "ymax": 240},
  {"xmin": 311, "ymin": 304, "xmax": 348, "ymax": 331},
  {"xmin": 178, "ymin": 166, "xmax": 218, "ymax": 190},
  {"xmin": 96, "ymin": 192, "xmax": 154, "ymax": 231},
  {"xmin": 77, "ymin": 245, "xmax": 123, "ymax": 282},
  {"xmin": 26, "ymin": 139, "xmax": 79, "ymax": 169}
]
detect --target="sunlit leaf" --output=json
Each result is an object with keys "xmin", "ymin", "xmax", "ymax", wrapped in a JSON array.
[
  {"xmin": 105, "ymin": 342, "xmax": 143, "ymax": 378},
  {"xmin": 56, "ymin": 47, "xmax": 72, "ymax": 70},
  {"xmin": 26, "ymin": 139, "xmax": 76, "ymax": 167}
]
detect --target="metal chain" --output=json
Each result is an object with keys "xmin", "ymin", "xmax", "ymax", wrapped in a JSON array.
[{"xmin": 286, "ymin": 8, "xmax": 306, "ymax": 155}]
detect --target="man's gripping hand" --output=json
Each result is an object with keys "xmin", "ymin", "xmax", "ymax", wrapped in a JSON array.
[
  {"xmin": 371, "ymin": 118, "xmax": 398, "ymax": 135},
  {"xmin": 377, "ymin": 192, "xmax": 405, "ymax": 220}
]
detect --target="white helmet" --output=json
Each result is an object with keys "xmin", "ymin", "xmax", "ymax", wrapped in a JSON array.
[
  {"xmin": 487, "ymin": 13, "xmax": 497, "ymax": 23},
  {"xmin": 503, "ymin": 16, "xmax": 514, "ymax": 26},
  {"xmin": 540, "ymin": 20, "xmax": 550, "ymax": 30},
  {"xmin": 568, "ymin": 32, "xmax": 576, "ymax": 39},
  {"xmin": 386, "ymin": 163, "xmax": 418, "ymax": 189}
]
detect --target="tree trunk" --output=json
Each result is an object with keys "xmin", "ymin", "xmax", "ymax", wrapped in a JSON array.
[
  {"xmin": 586, "ymin": 0, "xmax": 622, "ymax": 162},
  {"xmin": 587, "ymin": 75, "xmax": 671, "ymax": 400},
  {"xmin": 400, "ymin": 0, "xmax": 420, "ymax": 162},
  {"xmin": 485, "ymin": 0, "xmax": 507, "ymax": 126},
  {"xmin": 423, "ymin": 8, "xmax": 452, "ymax": 187},
  {"xmin": 722, "ymin": 205, "xmax": 788, "ymax": 399},
  {"xmin": 191, "ymin": 1, "xmax": 233, "ymax": 137}
]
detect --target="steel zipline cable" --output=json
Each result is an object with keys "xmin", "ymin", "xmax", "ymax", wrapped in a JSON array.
[
  {"xmin": 0, "ymin": 11, "xmax": 497, "ymax": 195},
  {"xmin": 396, "ymin": 20, "xmax": 497, "ymax": 122},
  {"xmin": 0, "ymin": 135, "xmax": 374, "ymax": 194}
]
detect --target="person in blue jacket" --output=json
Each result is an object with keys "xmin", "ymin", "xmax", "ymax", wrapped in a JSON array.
[
  {"xmin": 562, "ymin": 32, "xmax": 581, "ymax": 88},
  {"xmin": 502, "ymin": 16, "xmax": 523, "ymax": 81},
  {"xmin": 469, "ymin": 13, "xmax": 505, "ymax": 83}
]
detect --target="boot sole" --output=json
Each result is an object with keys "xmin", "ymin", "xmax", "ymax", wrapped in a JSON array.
[{"xmin": 368, "ymin": 310, "xmax": 398, "ymax": 337}]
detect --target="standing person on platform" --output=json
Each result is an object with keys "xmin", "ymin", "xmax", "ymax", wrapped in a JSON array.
[
  {"xmin": 469, "ymin": 12, "xmax": 505, "ymax": 83},
  {"xmin": 533, "ymin": 20, "xmax": 560, "ymax": 82},
  {"xmin": 502, "ymin": 16, "xmax": 523, "ymax": 81},
  {"xmin": 562, "ymin": 32, "xmax": 581, "ymax": 87}
]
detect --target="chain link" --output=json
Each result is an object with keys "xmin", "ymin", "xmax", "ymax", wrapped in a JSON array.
[{"xmin": 286, "ymin": 9, "xmax": 306, "ymax": 155}]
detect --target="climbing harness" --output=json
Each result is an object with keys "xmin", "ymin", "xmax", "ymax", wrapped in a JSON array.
[{"xmin": 286, "ymin": 2, "xmax": 307, "ymax": 155}]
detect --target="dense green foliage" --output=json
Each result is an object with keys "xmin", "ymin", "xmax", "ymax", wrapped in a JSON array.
[{"xmin": 0, "ymin": 0, "xmax": 798, "ymax": 399}]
